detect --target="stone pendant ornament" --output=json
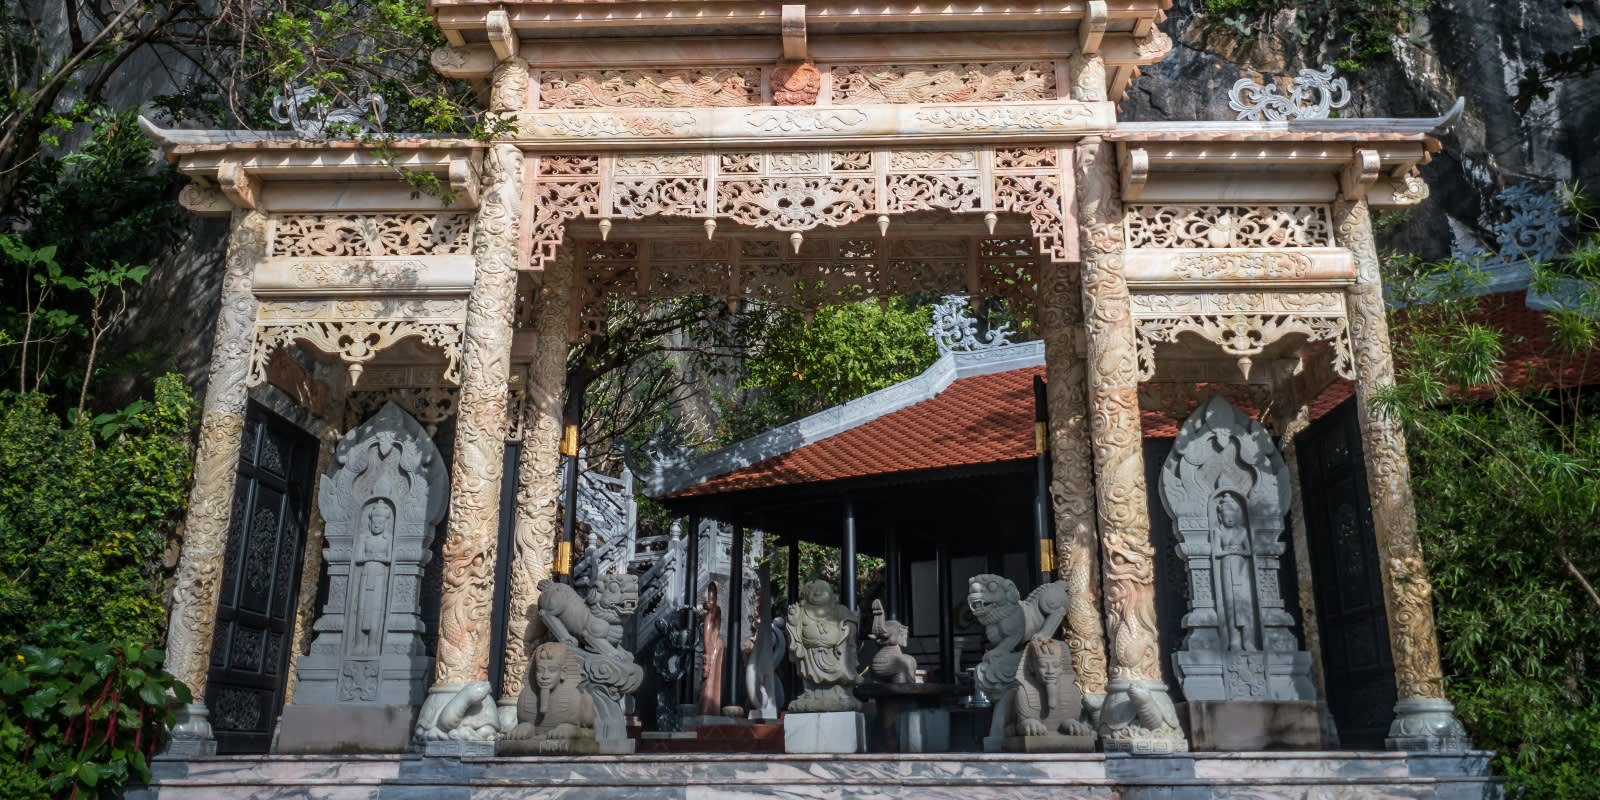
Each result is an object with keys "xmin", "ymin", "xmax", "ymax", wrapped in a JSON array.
[{"xmin": 1160, "ymin": 396, "xmax": 1315, "ymax": 703}]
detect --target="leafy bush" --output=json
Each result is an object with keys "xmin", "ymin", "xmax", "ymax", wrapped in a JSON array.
[
  {"xmin": 0, "ymin": 627, "xmax": 189, "ymax": 799},
  {"xmin": 0, "ymin": 375, "xmax": 196, "ymax": 656}
]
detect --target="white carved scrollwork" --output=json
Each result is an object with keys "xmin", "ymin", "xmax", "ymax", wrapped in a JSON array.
[
  {"xmin": 831, "ymin": 62, "xmax": 1057, "ymax": 104},
  {"xmin": 539, "ymin": 69, "xmax": 761, "ymax": 108},
  {"xmin": 271, "ymin": 213, "xmax": 473, "ymax": 258},
  {"xmin": 1227, "ymin": 66, "xmax": 1352, "ymax": 121},
  {"xmin": 715, "ymin": 177, "xmax": 875, "ymax": 232},
  {"xmin": 1124, "ymin": 205, "xmax": 1332, "ymax": 249},
  {"xmin": 1134, "ymin": 313, "xmax": 1355, "ymax": 382},
  {"xmin": 928, "ymin": 295, "xmax": 1014, "ymax": 354},
  {"xmin": 270, "ymin": 85, "xmax": 387, "ymax": 139},
  {"xmin": 250, "ymin": 319, "xmax": 465, "ymax": 387}
]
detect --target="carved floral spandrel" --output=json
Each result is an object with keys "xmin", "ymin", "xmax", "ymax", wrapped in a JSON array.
[
  {"xmin": 1075, "ymin": 138, "xmax": 1186, "ymax": 752},
  {"xmin": 248, "ymin": 319, "xmax": 465, "ymax": 387},
  {"xmin": 1124, "ymin": 205, "xmax": 1333, "ymax": 250},
  {"xmin": 271, "ymin": 213, "xmax": 473, "ymax": 258},
  {"xmin": 1038, "ymin": 252, "xmax": 1109, "ymax": 699},
  {"xmin": 1335, "ymin": 197, "xmax": 1449, "ymax": 703},
  {"xmin": 164, "ymin": 209, "xmax": 267, "ymax": 706},
  {"xmin": 434, "ymin": 143, "xmax": 523, "ymax": 696},
  {"xmin": 500, "ymin": 247, "xmax": 573, "ymax": 702},
  {"xmin": 539, "ymin": 68, "xmax": 761, "ymax": 109},
  {"xmin": 1133, "ymin": 313, "xmax": 1355, "ymax": 382},
  {"xmin": 831, "ymin": 62, "xmax": 1057, "ymax": 104}
]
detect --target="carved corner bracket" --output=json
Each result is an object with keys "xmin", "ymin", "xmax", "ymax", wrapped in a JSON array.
[{"xmin": 1134, "ymin": 312, "xmax": 1356, "ymax": 383}]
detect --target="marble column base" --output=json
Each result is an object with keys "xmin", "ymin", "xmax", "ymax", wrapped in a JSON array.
[
  {"xmin": 160, "ymin": 703, "xmax": 217, "ymax": 758},
  {"xmin": 1099, "ymin": 680, "xmax": 1190, "ymax": 755},
  {"xmin": 784, "ymin": 711, "xmax": 865, "ymax": 753},
  {"xmin": 1387, "ymin": 698, "xmax": 1471, "ymax": 752}
]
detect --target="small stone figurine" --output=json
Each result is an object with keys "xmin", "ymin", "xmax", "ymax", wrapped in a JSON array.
[
  {"xmin": 501, "ymin": 642, "xmax": 598, "ymax": 754},
  {"xmin": 1006, "ymin": 638, "xmax": 1095, "ymax": 751},
  {"xmin": 784, "ymin": 580, "xmax": 861, "ymax": 712},
  {"xmin": 868, "ymin": 599, "xmax": 919, "ymax": 684}
]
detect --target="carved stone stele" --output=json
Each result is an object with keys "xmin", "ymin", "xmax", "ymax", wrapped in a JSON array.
[
  {"xmin": 291, "ymin": 403, "xmax": 447, "ymax": 708},
  {"xmin": 1160, "ymin": 395, "xmax": 1315, "ymax": 703}
]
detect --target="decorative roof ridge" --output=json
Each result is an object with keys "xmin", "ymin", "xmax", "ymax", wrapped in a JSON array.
[
  {"xmin": 1115, "ymin": 97, "xmax": 1465, "ymax": 138},
  {"xmin": 643, "ymin": 339, "xmax": 1042, "ymax": 498}
]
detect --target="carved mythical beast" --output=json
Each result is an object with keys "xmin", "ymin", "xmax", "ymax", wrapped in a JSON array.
[
  {"xmin": 537, "ymin": 574, "xmax": 639, "ymax": 662},
  {"xmin": 967, "ymin": 574, "xmax": 1072, "ymax": 744}
]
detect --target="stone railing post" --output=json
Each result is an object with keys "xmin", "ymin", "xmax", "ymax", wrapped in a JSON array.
[
  {"xmin": 162, "ymin": 207, "xmax": 267, "ymax": 757},
  {"xmin": 1039, "ymin": 253, "xmax": 1110, "ymax": 712},
  {"xmin": 415, "ymin": 141, "xmax": 523, "ymax": 752},
  {"xmin": 1075, "ymin": 136, "xmax": 1187, "ymax": 753},
  {"xmin": 1335, "ymin": 196, "xmax": 1468, "ymax": 751},
  {"xmin": 497, "ymin": 244, "xmax": 573, "ymax": 723}
]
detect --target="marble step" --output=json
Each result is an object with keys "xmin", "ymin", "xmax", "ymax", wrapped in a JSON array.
[{"xmin": 127, "ymin": 751, "xmax": 1501, "ymax": 800}]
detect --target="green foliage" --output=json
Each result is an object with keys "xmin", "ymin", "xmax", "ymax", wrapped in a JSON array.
[
  {"xmin": 1512, "ymin": 35, "xmax": 1600, "ymax": 114},
  {"xmin": 1382, "ymin": 187, "xmax": 1600, "ymax": 799},
  {"xmin": 0, "ymin": 627, "xmax": 190, "ymax": 799},
  {"xmin": 1200, "ymin": 0, "xmax": 1431, "ymax": 71},
  {"xmin": 718, "ymin": 300, "xmax": 939, "ymax": 442},
  {"xmin": 0, "ymin": 375, "xmax": 196, "ymax": 656}
]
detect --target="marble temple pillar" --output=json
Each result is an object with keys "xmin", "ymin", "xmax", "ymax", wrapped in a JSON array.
[
  {"xmin": 415, "ymin": 140, "xmax": 524, "ymax": 750},
  {"xmin": 162, "ymin": 207, "xmax": 268, "ymax": 756},
  {"xmin": 1074, "ymin": 134, "xmax": 1187, "ymax": 754},
  {"xmin": 497, "ymin": 245, "xmax": 573, "ymax": 723},
  {"xmin": 1335, "ymin": 196, "xmax": 1469, "ymax": 752}
]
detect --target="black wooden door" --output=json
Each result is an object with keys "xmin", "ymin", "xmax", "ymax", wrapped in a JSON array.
[
  {"xmin": 1296, "ymin": 398, "xmax": 1396, "ymax": 748},
  {"xmin": 205, "ymin": 403, "xmax": 319, "ymax": 754}
]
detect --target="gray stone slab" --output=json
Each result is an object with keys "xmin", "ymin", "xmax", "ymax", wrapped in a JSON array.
[
  {"xmin": 784, "ymin": 711, "xmax": 865, "ymax": 753},
  {"xmin": 1003, "ymin": 734, "xmax": 1097, "ymax": 753},
  {"xmin": 422, "ymin": 739, "xmax": 497, "ymax": 757},
  {"xmin": 1180, "ymin": 700, "xmax": 1332, "ymax": 751},
  {"xmin": 278, "ymin": 704, "xmax": 418, "ymax": 754}
]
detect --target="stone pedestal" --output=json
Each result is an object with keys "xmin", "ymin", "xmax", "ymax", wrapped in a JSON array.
[
  {"xmin": 277, "ymin": 705, "xmax": 417, "ymax": 754},
  {"xmin": 1179, "ymin": 700, "xmax": 1332, "ymax": 751},
  {"xmin": 1003, "ymin": 733, "xmax": 1097, "ymax": 753},
  {"xmin": 1388, "ymin": 698, "xmax": 1471, "ymax": 752},
  {"xmin": 784, "ymin": 711, "xmax": 865, "ymax": 753}
]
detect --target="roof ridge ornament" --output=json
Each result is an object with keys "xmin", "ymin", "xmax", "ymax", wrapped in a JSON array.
[
  {"xmin": 928, "ymin": 295, "xmax": 1015, "ymax": 355},
  {"xmin": 1227, "ymin": 65, "xmax": 1351, "ymax": 121},
  {"xmin": 269, "ymin": 85, "xmax": 388, "ymax": 140}
]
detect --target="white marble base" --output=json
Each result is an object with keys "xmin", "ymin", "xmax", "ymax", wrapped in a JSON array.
[{"xmin": 783, "ymin": 711, "xmax": 864, "ymax": 754}]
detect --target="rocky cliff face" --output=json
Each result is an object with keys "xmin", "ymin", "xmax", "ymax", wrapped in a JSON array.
[{"xmin": 1126, "ymin": 0, "xmax": 1599, "ymax": 259}]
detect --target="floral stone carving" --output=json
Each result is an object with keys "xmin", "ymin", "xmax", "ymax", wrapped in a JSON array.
[
  {"xmin": 500, "ymin": 642, "xmax": 599, "ymax": 754},
  {"xmin": 1159, "ymin": 395, "xmax": 1315, "ymax": 703},
  {"xmin": 1005, "ymin": 638, "xmax": 1096, "ymax": 752},
  {"xmin": 967, "ymin": 574, "xmax": 1072, "ymax": 750},
  {"xmin": 784, "ymin": 580, "xmax": 861, "ymax": 712},
  {"xmin": 771, "ymin": 62, "xmax": 821, "ymax": 105},
  {"xmin": 529, "ymin": 575, "xmax": 644, "ymax": 753},
  {"xmin": 292, "ymin": 403, "xmax": 447, "ymax": 709}
]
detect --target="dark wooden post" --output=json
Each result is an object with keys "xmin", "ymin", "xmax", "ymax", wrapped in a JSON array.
[
  {"xmin": 884, "ymin": 524, "xmax": 901, "ymax": 619},
  {"xmin": 556, "ymin": 378, "xmax": 586, "ymax": 584},
  {"xmin": 785, "ymin": 532, "xmax": 799, "ymax": 605},
  {"xmin": 1033, "ymin": 374, "xmax": 1054, "ymax": 588},
  {"xmin": 841, "ymin": 499, "xmax": 858, "ymax": 611},
  {"xmin": 724, "ymin": 524, "xmax": 746, "ymax": 709},
  {"xmin": 937, "ymin": 543, "xmax": 955, "ymax": 684}
]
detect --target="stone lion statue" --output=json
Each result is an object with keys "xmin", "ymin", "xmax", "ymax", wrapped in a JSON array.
[
  {"xmin": 537, "ymin": 574, "xmax": 639, "ymax": 662},
  {"xmin": 967, "ymin": 574, "xmax": 1071, "ymax": 744},
  {"xmin": 1009, "ymin": 638, "xmax": 1094, "ymax": 739}
]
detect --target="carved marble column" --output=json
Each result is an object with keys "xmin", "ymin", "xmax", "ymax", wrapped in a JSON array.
[
  {"xmin": 1038, "ymin": 254, "xmax": 1109, "ymax": 710},
  {"xmin": 497, "ymin": 246, "xmax": 573, "ymax": 723},
  {"xmin": 162, "ymin": 208, "xmax": 267, "ymax": 756},
  {"xmin": 1075, "ymin": 137, "xmax": 1187, "ymax": 753},
  {"xmin": 1336, "ymin": 196, "xmax": 1468, "ymax": 751},
  {"xmin": 417, "ymin": 143, "xmax": 524, "ymax": 749}
]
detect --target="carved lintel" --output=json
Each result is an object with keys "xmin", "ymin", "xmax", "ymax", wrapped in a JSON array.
[
  {"xmin": 486, "ymin": 9, "xmax": 517, "ymax": 62},
  {"xmin": 217, "ymin": 160, "xmax": 259, "ymax": 210},
  {"xmin": 781, "ymin": 4, "xmax": 807, "ymax": 62},
  {"xmin": 1079, "ymin": 0, "xmax": 1108, "ymax": 56},
  {"xmin": 1120, "ymin": 147, "xmax": 1148, "ymax": 203},
  {"xmin": 451, "ymin": 158, "xmax": 483, "ymax": 208},
  {"xmin": 179, "ymin": 183, "xmax": 231, "ymax": 217},
  {"xmin": 1339, "ymin": 149, "xmax": 1382, "ymax": 201}
]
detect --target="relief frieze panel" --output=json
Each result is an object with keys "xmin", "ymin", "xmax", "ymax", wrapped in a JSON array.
[
  {"xmin": 270, "ymin": 213, "xmax": 473, "ymax": 258},
  {"xmin": 536, "ymin": 68, "xmax": 762, "ymax": 109},
  {"xmin": 830, "ymin": 62, "xmax": 1058, "ymax": 104},
  {"xmin": 1124, "ymin": 205, "xmax": 1334, "ymax": 250}
]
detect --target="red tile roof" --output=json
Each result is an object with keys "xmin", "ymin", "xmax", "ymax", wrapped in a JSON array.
[{"xmin": 670, "ymin": 290, "xmax": 1591, "ymax": 498}]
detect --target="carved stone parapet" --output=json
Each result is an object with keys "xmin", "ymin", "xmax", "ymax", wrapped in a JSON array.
[
  {"xmin": 1075, "ymin": 139, "xmax": 1186, "ymax": 753},
  {"xmin": 1334, "ymin": 196, "xmax": 1466, "ymax": 751},
  {"xmin": 422, "ymin": 144, "xmax": 524, "ymax": 743},
  {"xmin": 161, "ymin": 208, "xmax": 269, "ymax": 754}
]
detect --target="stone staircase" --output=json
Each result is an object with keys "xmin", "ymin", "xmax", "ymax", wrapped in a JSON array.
[{"xmin": 129, "ymin": 751, "xmax": 1500, "ymax": 799}]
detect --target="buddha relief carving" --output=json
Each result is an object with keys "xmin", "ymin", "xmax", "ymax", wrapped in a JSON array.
[
  {"xmin": 350, "ymin": 499, "xmax": 395, "ymax": 658},
  {"xmin": 1211, "ymin": 492, "xmax": 1259, "ymax": 652}
]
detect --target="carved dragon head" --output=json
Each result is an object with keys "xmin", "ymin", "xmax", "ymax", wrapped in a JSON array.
[
  {"xmin": 966, "ymin": 573, "xmax": 1022, "ymax": 626},
  {"xmin": 587, "ymin": 573, "xmax": 640, "ymax": 624}
]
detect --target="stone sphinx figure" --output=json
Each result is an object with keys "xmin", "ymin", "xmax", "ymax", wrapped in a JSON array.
[
  {"xmin": 530, "ymin": 574, "xmax": 644, "ymax": 753},
  {"xmin": 1160, "ymin": 395, "xmax": 1315, "ymax": 703},
  {"xmin": 868, "ymin": 599, "xmax": 918, "ymax": 684},
  {"xmin": 966, "ymin": 574, "xmax": 1071, "ymax": 749},
  {"xmin": 501, "ymin": 642, "xmax": 597, "ymax": 754},
  {"xmin": 784, "ymin": 580, "xmax": 861, "ymax": 712},
  {"xmin": 1007, "ymin": 638, "xmax": 1095, "ymax": 748}
]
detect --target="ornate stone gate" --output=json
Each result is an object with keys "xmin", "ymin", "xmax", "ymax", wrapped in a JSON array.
[{"xmin": 147, "ymin": 0, "xmax": 1467, "ymax": 757}]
